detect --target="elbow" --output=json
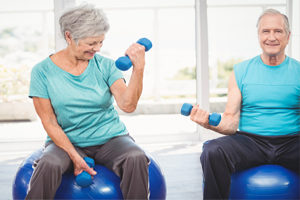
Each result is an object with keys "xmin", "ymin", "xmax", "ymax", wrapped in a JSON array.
[{"xmin": 119, "ymin": 103, "xmax": 137, "ymax": 113}]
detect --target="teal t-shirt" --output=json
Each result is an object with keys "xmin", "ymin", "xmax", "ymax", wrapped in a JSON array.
[
  {"xmin": 234, "ymin": 55, "xmax": 300, "ymax": 136},
  {"xmin": 29, "ymin": 54, "xmax": 128, "ymax": 147}
]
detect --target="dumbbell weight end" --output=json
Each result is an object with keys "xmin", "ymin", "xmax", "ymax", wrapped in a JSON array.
[
  {"xmin": 115, "ymin": 56, "xmax": 132, "ymax": 71},
  {"xmin": 75, "ymin": 157, "xmax": 95, "ymax": 187}
]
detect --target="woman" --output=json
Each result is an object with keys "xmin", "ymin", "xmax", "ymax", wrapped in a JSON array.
[{"xmin": 26, "ymin": 4, "xmax": 149, "ymax": 200}]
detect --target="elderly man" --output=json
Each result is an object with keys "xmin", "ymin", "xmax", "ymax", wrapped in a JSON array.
[{"xmin": 189, "ymin": 8, "xmax": 300, "ymax": 199}]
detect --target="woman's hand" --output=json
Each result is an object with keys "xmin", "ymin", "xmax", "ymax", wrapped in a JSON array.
[
  {"xmin": 73, "ymin": 156, "xmax": 97, "ymax": 177},
  {"xmin": 125, "ymin": 43, "xmax": 146, "ymax": 71}
]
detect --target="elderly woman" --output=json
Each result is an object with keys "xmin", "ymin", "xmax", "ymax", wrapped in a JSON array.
[{"xmin": 26, "ymin": 4, "xmax": 149, "ymax": 200}]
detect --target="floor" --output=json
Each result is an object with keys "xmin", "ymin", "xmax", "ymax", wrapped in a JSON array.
[{"xmin": 0, "ymin": 114, "xmax": 221, "ymax": 200}]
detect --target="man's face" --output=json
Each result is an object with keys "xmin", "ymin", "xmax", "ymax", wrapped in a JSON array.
[{"xmin": 258, "ymin": 14, "xmax": 290, "ymax": 57}]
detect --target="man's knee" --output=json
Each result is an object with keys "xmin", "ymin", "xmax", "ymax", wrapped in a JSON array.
[{"xmin": 201, "ymin": 140, "xmax": 226, "ymax": 165}]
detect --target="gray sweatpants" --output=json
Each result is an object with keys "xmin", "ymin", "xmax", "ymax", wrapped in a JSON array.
[{"xmin": 25, "ymin": 134, "xmax": 150, "ymax": 200}]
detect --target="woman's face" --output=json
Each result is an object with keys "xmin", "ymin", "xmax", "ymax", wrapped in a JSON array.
[{"xmin": 70, "ymin": 34, "xmax": 105, "ymax": 60}]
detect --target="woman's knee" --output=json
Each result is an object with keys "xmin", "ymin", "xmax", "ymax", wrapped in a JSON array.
[
  {"xmin": 126, "ymin": 147, "xmax": 147, "ymax": 159},
  {"xmin": 124, "ymin": 147, "xmax": 148, "ymax": 164},
  {"xmin": 36, "ymin": 154, "xmax": 68, "ymax": 174}
]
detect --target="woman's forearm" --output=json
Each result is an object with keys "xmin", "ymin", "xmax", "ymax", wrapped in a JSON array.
[
  {"xmin": 42, "ymin": 119, "xmax": 81, "ymax": 161},
  {"xmin": 120, "ymin": 69, "xmax": 144, "ymax": 112}
]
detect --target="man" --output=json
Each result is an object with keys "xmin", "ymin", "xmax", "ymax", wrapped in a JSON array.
[{"xmin": 189, "ymin": 8, "xmax": 300, "ymax": 199}]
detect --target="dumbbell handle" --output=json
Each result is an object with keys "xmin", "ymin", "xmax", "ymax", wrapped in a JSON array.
[
  {"xmin": 115, "ymin": 38, "xmax": 152, "ymax": 71},
  {"xmin": 181, "ymin": 103, "xmax": 221, "ymax": 126},
  {"xmin": 75, "ymin": 157, "xmax": 95, "ymax": 187}
]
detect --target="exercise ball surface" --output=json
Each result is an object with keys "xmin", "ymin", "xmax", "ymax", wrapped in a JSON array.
[
  {"xmin": 13, "ymin": 149, "xmax": 166, "ymax": 199},
  {"xmin": 229, "ymin": 165, "xmax": 300, "ymax": 199}
]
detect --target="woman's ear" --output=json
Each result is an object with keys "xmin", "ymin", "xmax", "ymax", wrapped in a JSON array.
[{"xmin": 65, "ymin": 31, "xmax": 72, "ymax": 45}]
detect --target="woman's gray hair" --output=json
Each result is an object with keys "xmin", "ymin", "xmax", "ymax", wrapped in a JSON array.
[
  {"xmin": 59, "ymin": 4, "xmax": 110, "ymax": 43},
  {"xmin": 256, "ymin": 8, "xmax": 290, "ymax": 34}
]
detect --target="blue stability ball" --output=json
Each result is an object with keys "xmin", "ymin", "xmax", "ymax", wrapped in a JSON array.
[
  {"xmin": 13, "ymin": 149, "xmax": 167, "ymax": 200},
  {"xmin": 229, "ymin": 165, "xmax": 300, "ymax": 199}
]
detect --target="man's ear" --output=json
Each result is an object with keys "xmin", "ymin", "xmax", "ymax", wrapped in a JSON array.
[{"xmin": 287, "ymin": 32, "xmax": 291, "ymax": 41}]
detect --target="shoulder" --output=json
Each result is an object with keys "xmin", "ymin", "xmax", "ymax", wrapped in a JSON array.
[
  {"xmin": 93, "ymin": 54, "xmax": 115, "ymax": 67},
  {"xmin": 93, "ymin": 54, "xmax": 119, "ymax": 76},
  {"xmin": 233, "ymin": 56, "xmax": 260, "ymax": 87},
  {"xmin": 287, "ymin": 56, "xmax": 300, "ymax": 67},
  {"xmin": 31, "ymin": 57, "xmax": 52, "ymax": 75},
  {"xmin": 234, "ymin": 56, "xmax": 261, "ymax": 76},
  {"xmin": 286, "ymin": 57, "xmax": 300, "ymax": 77},
  {"xmin": 234, "ymin": 56, "xmax": 259, "ymax": 70}
]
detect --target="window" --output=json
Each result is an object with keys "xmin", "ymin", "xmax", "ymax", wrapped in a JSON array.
[{"xmin": 0, "ymin": 0, "xmax": 54, "ymax": 103}]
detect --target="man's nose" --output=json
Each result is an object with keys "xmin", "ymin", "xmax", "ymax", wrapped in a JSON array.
[{"xmin": 268, "ymin": 31, "xmax": 276, "ymax": 40}]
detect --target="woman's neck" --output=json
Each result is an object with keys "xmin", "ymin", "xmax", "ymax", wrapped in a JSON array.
[{"xmin": 51, "ymin": 49, "xmax": 89, "ymax": 76}]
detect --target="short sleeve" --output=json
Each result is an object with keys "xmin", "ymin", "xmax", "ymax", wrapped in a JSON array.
[
  {"xmin": 29, "ymin": 64, "xmax": 49, "ymax": 99},
  {"xmin": 107, "ymin": 62, "xmax": 124, "ymax": 87},
  {"xmin": 94, "ymin": 54, "xmax": 124, "ymax": 87}
]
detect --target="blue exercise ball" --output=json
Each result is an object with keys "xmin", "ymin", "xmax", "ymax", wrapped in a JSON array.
[
  {"xmin": 229, "ymin": 165, "xmax": 300, "ymax": 199},
  {"xmin": 13, "ymin": 149, "xmax": 167, "ymax": 199}
]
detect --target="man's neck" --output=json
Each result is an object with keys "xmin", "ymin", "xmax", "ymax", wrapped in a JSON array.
[{"xmin": 260, "ymin": 53, "xmax": 286, "ymax": 66}]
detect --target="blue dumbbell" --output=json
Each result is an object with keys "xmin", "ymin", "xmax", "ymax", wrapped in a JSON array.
[
  {"xmin": 75, "ymin": 157, "xmax": 95, "ymax": 187},
  {"xmin": 181, "ymin": 103, "xmax": 221, "ymax": 126},
  {"xmin": 115, "ymin": 38, "xmax": 152, "ymax": 71}
]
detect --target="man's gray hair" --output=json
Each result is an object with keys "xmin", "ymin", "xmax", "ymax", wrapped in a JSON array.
[
  {"xmin": 59, "ymin": 4, "xmax": 110, "ymax": 43},
  {"xmin": 256, "ymin": 8, "xmax": 290, "ymax": 34}
]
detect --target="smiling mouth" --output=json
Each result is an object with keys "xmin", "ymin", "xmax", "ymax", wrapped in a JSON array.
[
  {"xmin": 265, "ymin": 43, "xmax": 279, "ymax": 46},
  {"xmin": 86, "ymin": 52, "xmax": 95, "ymax": 55}
]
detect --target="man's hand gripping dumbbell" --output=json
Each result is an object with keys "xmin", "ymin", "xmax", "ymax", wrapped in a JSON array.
[{"xmin": 181, "ymin": 103, "xmax": 221, "ymax": 126}]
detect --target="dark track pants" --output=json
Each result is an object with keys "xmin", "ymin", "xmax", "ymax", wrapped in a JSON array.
[
  {"xmin": 200, "ymin": 131, "xmax": 300, "ymax": 200},
  {"xmin": 25, "ymin": 135, "xmax": 150, "ymax": 200}
]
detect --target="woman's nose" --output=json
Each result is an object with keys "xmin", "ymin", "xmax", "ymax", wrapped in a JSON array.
[{"xmin": 93, "ymin": 43, "xmax": 102, "ymax": 52}]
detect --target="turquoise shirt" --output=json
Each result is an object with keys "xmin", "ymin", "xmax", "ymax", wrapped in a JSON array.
[
  {"xmin": 234, "ymin": 55, "xmax": 300, "ymax": 136},
  {"xmin": 29, "ymin": 54, "xmax": 128, "ymax": 147}
]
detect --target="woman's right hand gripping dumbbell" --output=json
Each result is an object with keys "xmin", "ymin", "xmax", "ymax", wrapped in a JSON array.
[
  {"xmin": 116, "ymin": 38, "xmax": 151, "ymax": 71},
  {"xmin": 73, "ymin": 155, "xmax": 97, "ymax": 186},
  {"xmin": 120, "ymin": 41, "xmax": 146, "ymax": 72}
]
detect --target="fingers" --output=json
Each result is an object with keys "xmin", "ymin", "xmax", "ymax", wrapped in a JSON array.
[
  {"xmin": 85, "ymin": 166, "xmax": 97, "ymax": 176},
  {"xmin": 74, "ymin": 168, "xmax": 83, "ymax": 176},
  {"xmin": 190, "ymin": 105, "xmax": 210, "ymax": 127},
  {"xmin": 74, "ymin": 166, "xmax": 97, "ymax": 177},
  {"xmin": 74, "ymin": 158, "xmax": 97, "ymax": 176},
  {"xmin": 125, "ymin": 43, "xmax": 145, "ymax": 57},
  {"xmin": 125, "ymin": 43, "xmax": 145, "ymax": 70},
  {"xmin": 189, "ymin": 104, "xmax": 199, "ymax": 117}
]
